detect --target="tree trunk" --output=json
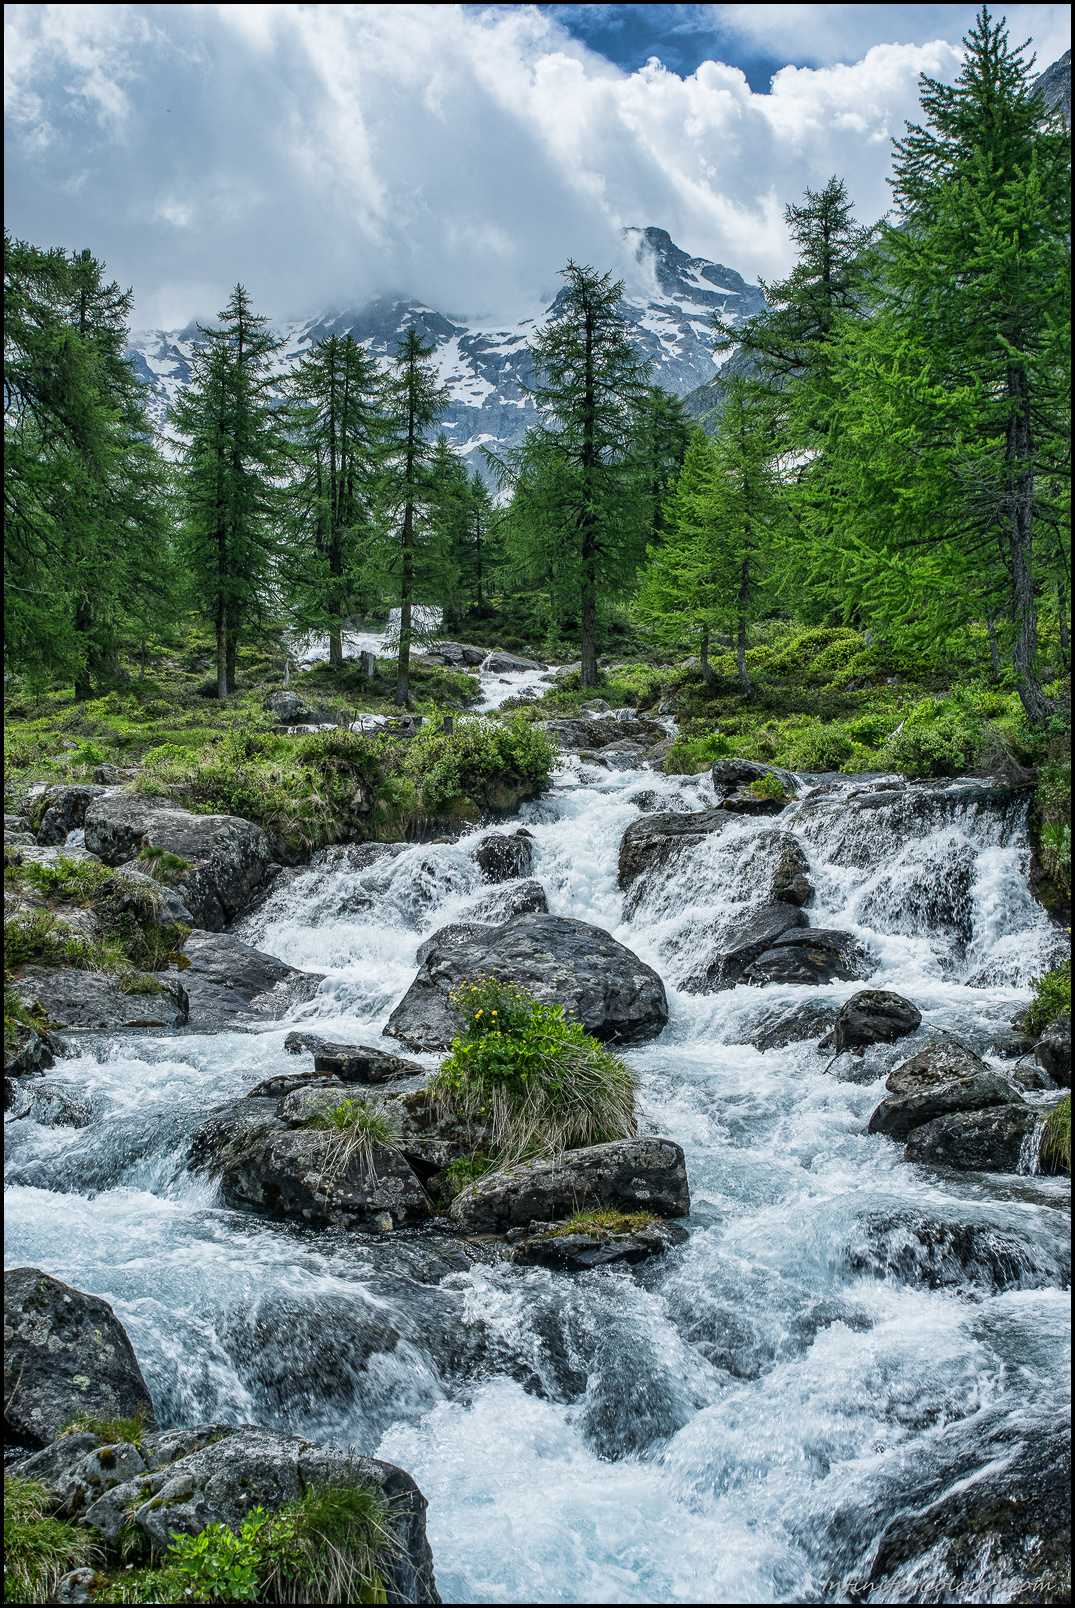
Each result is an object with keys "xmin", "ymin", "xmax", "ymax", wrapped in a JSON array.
[
  {"xmin": 579, "ymin": 539, "xmax": 599, "ymax": 687},
  {"xmin": 396, "ymin": 500, "xmax": 414, "ymax": 705},
  {"xmin": 986, "ymin": 607, "xmax": 1002, "ymax": 680},
  {"xmin": 225, "ymin": 628, "xmax": 237, "ymax": 696},
  {"xmin": 699, "ymin": 623, "xmax": 717, "ymax": 686},
  {"xmin": 139, "ymin": 639, "xmax": 146, "ymax": 681},
  {"xmin": 216, "ymin": 597, "xmax": 228, "ymax": 700},
  {"xmin": 1006, "ymin": 365, "xmax": 1049, "ymax": 723},
  {"xmin": 736, "ymin": 554, "xmax": 752, "ymax": 694},
  {"xmin": 74, "ymin": 599, "xmax": 93, "ymax": 702}
]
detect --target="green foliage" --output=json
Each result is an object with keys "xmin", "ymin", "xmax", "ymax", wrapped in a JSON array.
[
  {"xmin": 1040, "ymin": 1095, "xmax": 1071, "ymax": 1176},
  {"xmin": 880, "ymin": 697, "xmax": 984, "ymax": 777},
  {"xmin": 438, "ymin": 1153, "xmax": 495, "ymax": 1203},
  {"xmin": 549, "ymin": 1207, "xmax": 658, "ymax": 1238},
  {"xmin": 4, "ymin": 908, "xmax": 95, "ymax": 971},
  {"xmin": 254, "ymin": 1476, "xmax": 393, "ymax": 1604},
  {"xmin": 1023, "ymin": 960, "xmax": 1071, "ymax": 1037},
  {"xmin": 748, "ymin": 772, "xmax": 787, "ymax": 801},
  {"xmin": 431, "ymin": 974, "xmax": 638, "ymax": 1162},
  {"xmin": 59, "ymin": 1407, "xmax": 148, "ymax": 1445},
  {"xmin": 307, "ymin": 1097, "xmax": 400, "ymax": 1178},
  {"xmin": 138, "ymin": 847, "xmax": 191, "ymax": 887},
  {"xmin": 1036, "ymin": 760, "xmax": 1072, "ymax": 895},
  {"xmin": 164, "ymin": 1514, "xmax": 265, "ymax": 1602},
  {"xmin": 3, "ymin": 1475, "xmax": 103, "ymax": 1604},
  {"xmin": 21, "ymin": 856, "xmax": 113, "ymax": 903}
]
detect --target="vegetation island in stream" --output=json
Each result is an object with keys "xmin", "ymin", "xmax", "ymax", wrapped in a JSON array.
[{"xmin": 4, "ymin": 12, "xmax": 1071, "ymax": 1606}]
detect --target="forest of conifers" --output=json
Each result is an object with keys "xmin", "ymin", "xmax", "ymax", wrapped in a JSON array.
[{"xmin": 5, "ymin": 13, "xmax": 1070, "ymax": 723}]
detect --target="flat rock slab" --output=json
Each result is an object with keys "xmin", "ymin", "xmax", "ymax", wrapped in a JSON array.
[
  {"xmin": 745, "ymin": 927, "xmax": 866, "ymax": 986},
  {"xmin": 4, "ymin": 1267, "xmax": 157, "ymax": 1449},
  {"xmin": 903, "ymin": 1103, "xmax": 1039, "ymax": 1172},
  {"xmin": 512, "ymin": 1220, "xmax": 689, "ymax": 1270},
  {"xmin": 11, "ymin": 967, "xmax": 188, "ymax": 1032},
  {"xmin": 449, "ymin": 1138, "xmax": 690, "ymax": 1233},
  {"xmin": 868, "ymin": 1067, "xmax": 1026, "ymax": 1141},
  {"xmin": 385, "ymin": 912, "xmax": 668, "ymax": 1051},
  {"xmin": 174, "ymin": 931, "xmax": 323, "ymax": 1029}
]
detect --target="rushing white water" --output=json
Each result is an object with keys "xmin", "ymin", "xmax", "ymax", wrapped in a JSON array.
[{"xmin": 5, "ymin": 761, "xmax": 1070, "ymax": 1603}]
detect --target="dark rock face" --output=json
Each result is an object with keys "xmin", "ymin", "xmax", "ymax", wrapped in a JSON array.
[
  {"xmin": 903, "ymin": 1103, "xmax": 1039, "ymax": 1171},
  {"xmin": 384, "ymin": 913, "xmax": 668, "ymax": 1051},
  {"xmin": 746, "ymin": 1001, "xmax": 840, "ymax": 1051},
  {"xmin": 4, "ymin": 1023, "xmax": 58, "ymax": 1079},
  {"xmin": 721, "ymin": 790, "xmax": 788, "ymax": 817},
  {"xmin": 710, "ymin": 757, "xmax": 795, "ymax": 801},
  {"xmin": 542, "ymin": 716, "xmax": 636, "ymax": 752},
  {"xmin": 106, "ymin": 865, "xmax": 194, "ymax": 927},
  {"xmin": 11, "ymin": 967, "xmax": 189, "ymax": 1032},
  {"xmin": 312, "ymin": 1042, "xmax": 427, "ymax": 1084},
  {"xmin": 765, "ymin": 834, "xmax": 813, "ymax": 906},
  {"xmin": 868, "ymin": 1060, "xmax": 1025, "ymax": 1142},
  {"xmin": 1036, "ymin": 1013, "xmax": 1071, "ymax": 1087},
  {"xmin": 36, "ymin": 786, "xmax": 108, "ymax": 846},
  {"xmin": 512, "ymin": 1219, "xmax": 689, "ymax": 1270},
  {"xmin": 84, "ymin": 795, "xmax": 272, "ymax": 931},
  {"xmin": 474, "ymin": 831, "xmax": 534, "ymax": 883},
  {"xmin": 213, "ymin": 1125, "xmax": 433, "ymax": 1230},
  {"xmin": 850, "ymin": 1418, "xmax": 1070, "ymax": 1606},
  {"xmin": 481, "ymin": 650, "xmax": 543, "ymax": 672},
  {"xmin": 883, "ymin": 1039, "xmax": 987, "ymax": 1094},
  {"xmin": 59, "ymin": 1424, "xmax": 439, "ymax": 1603},
  {"xmin": 449, "ymin": 1138, "xmax": 690, "ymax": 1233},
  {"xmin": 833, "ymin": 990, "xmax": 922, "ymax": 1055},
  {"xmin": 414, "ymin": 922, "xmax": 498, "ymax": 966},
  {"xmin": 432, "ymin": 640, "xmax": 486, "ymax": 666},
  {"xmin": 745, "ymin": 928, "xmax": 866, "ymax": 986},
  {"xmin": 4, "ymin": 1267, "xmax": 157, "ymax": 1449},
  {"xmin": 843, "ymin": 1209, "xmax": 1070, "ymax": 1294},
  {"xmin": 176, "ymin": 931, "xmax": 323, "ymax": 1029},
  {"xmin": 466, "ymin": 877, "xmax": 549, "ymax": 923},
  {"xmin": 684, "ymin": 903, "xmax": 808, "ymax": 993},
  {"xmin": 263, "ymin": 689, "xmax": 319, "ymax": 723},
  {"xmin": 618, "ymin": 808, "xmax": 729, "ymax": 894}
]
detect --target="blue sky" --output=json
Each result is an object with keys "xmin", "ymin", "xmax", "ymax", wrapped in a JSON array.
[{"xmin": 5, "ymin": 4, "xmax": 1070, "ymax": 330}]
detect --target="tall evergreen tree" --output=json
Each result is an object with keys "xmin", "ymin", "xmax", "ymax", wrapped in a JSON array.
[
  {"xmin": 633, "ymin": 386, "xmax": 693, "ymax": 549},
  {"xmin": 382, "ymin": 330, "xmax": 449, "ymax": 705},
  {"xmin": 172, "ymin": 286, "xmax": 287, "ymax": 698},
  {"xmin": 498, "ymin": 262, "xmax": 652, "ymax": 685}
]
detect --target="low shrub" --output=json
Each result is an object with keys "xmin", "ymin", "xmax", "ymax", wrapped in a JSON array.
[
  {"xmin": 748, "ymin": 772, "xmax": 787, "ymax": 801},
  {"xmin": 430, "ymin": 974, "xmax": 638, "ymax": 1162},
  {"xmin": 1023, "ymin": 959, "xmax": 1071, "ymax": 1037},
  {"xmin": 4, "ymin": 909, "xmax": 95, "ymax": 971},
  {"xmin": 880, "ymin": 697, "xmax": 984, "ymax": 778},
  {"xmin": 1040, "ymin": 1094, "xmax": 1071, "ymax": 1176},
  {"xmin": 437, "ymin": 1153, "xmax": 495, "ymax": 1203},
  {"xmin": 3, "ymin": 1475, "xmax": 103, "ymax": 1604}
]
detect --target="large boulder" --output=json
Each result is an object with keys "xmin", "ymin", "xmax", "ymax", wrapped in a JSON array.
[
  {"xmin": 449, "ymin": 1138, "xmax": 690, "ymax": 1233},
  {"xmin": 1035, "ymin": 1012, "xmax": 1071, "ymax": 1087},
  {"xmin": 684, "ymin": 903, "xmax": 808, "ymax": 993},
  {"xmin": 474, "ymin": 831, "xmax": 534, "ymax": 883},
  {"xmin": 618, "ymin": 808, "xmax": 730, "ymax": 896},
  {"xmin": 4, "ymin": 1267, "xmax": 157, "ymax": 1449},
  {"xmin": 36, "ymin": 786, "xmax": 108, "ymax": 846},
  {"xmin": 84, "ymin": 795, "xmax": 272, "ymax": 931},
  {"xmin": 263, "ymin": 689, "xmax": 319, "ymax": 723},
  {"xmin": 10, "ymin": 967, "xmax": 188, "ymax": 1032},
  {"xmin": 432, "ymin": 640, "xmax": 486, "ymax": 666},
  {"xmin": 175, "ymin": 931, "xmax": 323, "ymax": 1029},
  {"xmin": 832, "ymin": 990, "xmax": 922, "ymax": 1055},
  {"xmin": 710, "ymin": 757, "xmax": 795, "ymax": 802},
  {"xmin": 867, "ymin": 1041, "xmax": 1025, "ymax": 1140},
  {"xmin": 903, "ymin": 1103, "xmax": 1038, "ymax": 1171},
  {"xmin": 744, "ymin": 927, "xmax": 867, "ymax": 986},
  {"xmin": 38, "ymin": 1423, "xmax": 439, "ymax": 1603},
  {"xmin": 384, "ymin": 912, "xmax": 668, "ymax": 1051},
  {"xmin": 481, "ymin": 650, "xmax": 544, "ymax": 672},
  {"xmin": 541, "ymin": 717, "xmax": 630, "ymax": 752}
]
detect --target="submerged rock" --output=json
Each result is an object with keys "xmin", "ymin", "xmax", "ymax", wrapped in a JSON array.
[
  {"xmin": 843, "ymin": 1208, "xmax": 1070, "ymax": 1294},
  {"xmin": 481, "ymin": 649, "xmax": 544, "ymax": 672},
  {"xmin": 449, "ymin": 1138, "xmax": 690, "ymax": 1233},
  {"xmin": 6, "ymin": 1079, "xmax": 94, "ymax": 1127},
  {"xmin": 4, "ymin": 1267, "xmax": 157, "ymax": 1449},
  {"xmin": 832, "ymin": 989, "xmax": 922, "ymax": 1055},
  {"xmin": 745, "ymin": 1000, "xmax": 840, "ymax": 1051},
  {"xmin": 745, "ymin": 927, "xmax": 866, "ymax": 986},
  {"xmin": 903, "ymin": 1103, "xmax": 1038, "ymax": 1172},
  {"xmin": 384, "ymin": 912, "xmax": 668, "ymax": 1051},
  {"xmin": 512, "ymin": 1219, "xmax": 689, "ymax": 1270},
  {"xmin": 10, "ymin": 967, "xmax": 189, "ymax": 1033},
  {"xmin": 474, "ymin": 831, "xmax": 534, "ymax": 883}
]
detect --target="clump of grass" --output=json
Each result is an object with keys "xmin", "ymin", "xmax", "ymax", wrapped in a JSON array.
[
  {"xmin": 137, "ymin": 846, "xmax": 190, "ymax": 887},
  {"xmin": 4, "ymin": 908, "xmax": 95, "ymax": 970},
  {"xmin": 59, "ymin": 1406, "xmax": 149, "ymax": 1446},
  {"xmin": 438, "ymin": 1152, "xmax": 495, "ymax": 1203},
  {"xmin": 1040, "ymin": 1095, "xmax": 1071, "ymax": 1175},
  {"xmin": 1022, "ymin": 959, "xmax": 1071, "ymax": 1037},
  {"xmin": 307, "ymin": 1096, "xmax": 401, "ymax": 1178},
  {"xmin": 549, "ymin": 1206, "xmax": 658, "ymax": 1237},
  {"xmin": 21, "ymin": 856, "xmax": 114, "ymax": 902},
  {"xmin": 257, "ymin": 1476, "xmax": 395, "ymax": 1604},
  {"xmin": 748, "ymin": 772, "xmax": 787, "ymax": 801},
  {"xmin": 429, "ymin": 974, "xmax": 638, "ymax": 1164},
  {"xmin": 3, "ymin": 1475, "xmax": 104, "ymax": 1604}
]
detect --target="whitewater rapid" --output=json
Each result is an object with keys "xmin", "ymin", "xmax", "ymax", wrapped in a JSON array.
[{"xmin": 5, "ymin": 758, "xmax": 1070, "ymax": 1603}]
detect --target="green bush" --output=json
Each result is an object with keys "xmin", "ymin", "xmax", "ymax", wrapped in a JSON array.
[
  {"xmin": 430, "ymin": 974, "xmax": 638, "ymax": 1162},
  {"xmin": 748, "ymin": 772, "xmax": 787, "ymax": 801},
  {"xmin": 3, "ymin": 1475, "xmax": 103, "ymax": 1604},
  {"xmin": 777, "ymin": 719, "xmax": 855, "ymax": 772},
  {"xmin": 1041, "ymin": 1095, "xmax": 1071, "ymax": 1175},
  {"xmin": 1023, "ymin": 959, "xmax": 1071, "ymax": 1036},
  {"xmin": 880, "ymin": 697, "xmax": 983, "ymax": 777},
  {"xmin": 164, "ymin": 1515, "xmax": 264, "ymax": 1602}
]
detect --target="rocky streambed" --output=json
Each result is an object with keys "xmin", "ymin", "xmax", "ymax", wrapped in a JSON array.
[{"xmin": 4, "ymin": 748, "xmax": 1071, "ymax": 1603}]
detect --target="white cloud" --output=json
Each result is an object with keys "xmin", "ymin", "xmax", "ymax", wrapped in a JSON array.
[{"xmin": 3, "ymin": 3, "xmax": 1069, "ymax": 330}]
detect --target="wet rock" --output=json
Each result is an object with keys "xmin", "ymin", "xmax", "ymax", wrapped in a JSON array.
[
  {"xmin": 1035, "ymin": 1012, "xmax": 1071, "ymax": 1088},
  {"xmin": 512, "ymin": 1219, "xmax": 689, "ymax": 1270},
  {"xmin": 868, "ymin": 1043, "xmax": 1025, "ymax": 1139},
  {"xmin": 84, "ymin": 795, "xmax": 272, "ymax": 931},
  {"xmin": 903, "ymin": 1103, "xmax": 1037, "ymax": 1172},
  {"xmin": 833, "ymin": 990, "xmax": 922, "ymax": 1055},
  {"xmin": 213, "ymin": 1124, "xmax": 432, "ymax": 1230},
  {"xmin": 745, "ymin": 927, "xmax": 867, "ymax": 986},
  {"xmin": 415, "ymin": 921, "xmax": 498, "ymax": 966},
  {"xmin": 766, "ymin": 834, "xmax": 814, "ymax": 906},
  {"xmin": 481, "ymin": 650, "xmax": 544, "ymax": 672},
  {"xmin": 7, "ymin": 1079, "xmax": 94, "ymax": 1127},
  {"xmin": 312, "ymin": 1041, "xmax": 426, "ymax": 1084},
  {"xmin": 710, "ymin": 757, "xmax": 795, "ymax": 801},
  {"xmin": 721, "ymin": 788, "xmax": 789, "ymax": 817},
  {"xmin": 432, "ymin": 640, "xmax": 486, "ymax": 666},
  {"xmin": 79, "ymin": 1424, "xmax": 439, "ymax": 1603},
  {"xmin": 475, "ymin": 831, "xmax": 535, "ymax": 883},
  {"xmin": 4, "ymin": 1267, "xmax": 157, "ymax": 1450},
  {"xmin": 851, "ymin": 1418, "xmax": 1070, "ymax": 1605},
  {"xmin": 542, "ymin": 716, "xmax": 625, "ymax": 751},
  {"xmin": 746, "ymin": 1000, "xmax": 840, "ymax": 1051},
  {"xmin": 36, "ymin": 786, "xmax": 108, "ymax": 846},
  {"xmin": 617, "ymin": 808, "xmax": 730, "ymax": 893},
  {"xmin": 105, "ymin": 865, "xmax": 194, "ymax": 927},
  {"xmin": 175, "ymin": 930, "xmax": 323, "ymax": 1029},
  {"xmin": 685, "ymin": 903, "xmax": 809, "ymax": 993},
  {"xmin": 449, "ymin": 1138, "xmax": 690, "ymax": 1233},
  {"xmin": 465, "ymin": 877, "xmax": 549, "ymax": 923},
  {"xmin": 843, "ymin": 1209, "xmax": 1070, "ymax": 1294},
  {"xmin": 385, "ymin": 913, "xmax": 668, "ymax": 1050},
  {"xmin": 55, "ymin": 1568, "xmax": 106, "ymax": 1604},
  {"xmin": 4, "ymin": 1023, "xmax": 58, "ymax": 1079},
  {"xmin": 10, "ymin": 967, "xmax": 189, "ymax": 1032}
]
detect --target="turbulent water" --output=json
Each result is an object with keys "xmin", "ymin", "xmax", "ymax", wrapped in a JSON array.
[{"xmin": 5, "ymin": 745, "xmax": 1071, "ymax": 1602}]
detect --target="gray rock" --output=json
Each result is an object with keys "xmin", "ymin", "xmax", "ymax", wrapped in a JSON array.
[
  {"xmin": 843, "ymin": 1208, "xmax": 1070, "ymax": 1294},
  {"xmin": 175, "ymin": 930, "xmax": 323, "ymax": 1029},
  {"xmin": 449, "ymin": 1138, "xmax": 690, "ymax": 1233},
  {"xmin": 710, "ymin": 757, "xmax": 795, "ymax": 801},
  {"xmin": 465, "ymin": 877, "xmax": 549, "ymax": 923},
  {"xmin": 80, "ymin": 1424, "xmax": 440, "ymax": 1603},
  {"xmin": 474, "ymin": 831, "xmax": 534, "ymax": 883},
  {"xmin": 868, "ymin": 1057, "xmax": 1024, "ymax": 1141},
  {"xmin": 4, "ymin": 1024, "xmax": 58, "ymax": 1079},
  {"xmin": 433, "ymin": 640, "xmax": 485, "ymax": 666},
  {"xmin": 745, "ymin": 927, "xmax": 867, "ymax": 986},
  {"xmin": 107, "ymin": 865, "xmax": 194, "ymax": 927},
  {"xmin": 721, "ymin": 788, "xmax": 789, "ymax": 817},
  {"xmin": 5, "ymin": 813, "xmax": 33, "ymax": 833},
  {"xmin": 84, "ymin": 795, "xmax": 272, "ymax": 931},
  {"xmin": 833, "ymin": 990, "xmax": 922, "ymax": 1055},
  {"xmin": 685, "ymin": 903, "xmax": 809, "ymax": 993},
  {"xmin": 1035, "ymin": 1012, "xmax": 1071, "ymax": 1087},
  {"xmin": 512, "ymin": 1219, "xmax": 689, "ymax": 1270},
  {"xmin": 312, "ymin": 1041, "xmax": 427, "ymax": 1084},
  {"xmin": 746, "ymin": 1001, "xmax": 840, "ymax": 1051},
  {"xmin": 36, "ymin": 786, "xmax": 108, "ymax": 846},
  {"xmin": 11, "ymin": 967, "xmax": 189, "ymax": 1032},
  {"xmin": 7, "ymin": 1079, "xmax": 94, "ymax": 1128},
  {"xmin": 541, "ymin": 717, "xmax": 628, "ymax": 752},
  {"xmin": 415, "ymin": 922, "xmax": 499, "ymax": 966},
  {"xmin": 263, "ymin": 689, "xmax": 318, "ymax": 723},
  {"xmin": 903, "ymin": 1103, "xmax": 1039, "ymax": 1171},
  {"xmin": 5, "ymin": 830, "xmax": 37, "ymax": 847},
  {"xmin": 617, "ymin": 808, "xmax": 730, "ymax": 894},
  {"xmin": 55, "ymin": 1568, "xmax": 103, "ymax": 1604},
  {"xmin": 481, "ymin": 650, "xmax": 544, "ymax": 672},
  {"xmin": 883, "ymin": 1039, "xmax": 989, "ymax": 1096},
  {"xmin": 4, "ymin": 1267, "xmax": 157, "ymax": 1449},
  {"xmin": 213, "ymin": 1125, "xmax": 432, "ymax": 1230},
  {"xmin": 766, "ymin": 833, "xmax": 813, "ymax": 906},
  {"xmin": 384, "ymin": 913, "xmax": 668, "ymax": 1051},
  {"xmin": 93, "ymin": 764, "xmax": 124, "ymax": 785}
]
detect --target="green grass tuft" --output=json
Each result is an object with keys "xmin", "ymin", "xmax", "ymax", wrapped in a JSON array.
[
  {"xmin": 1023, "ymin": 959, "xmax": 1071, "ymax": 1037},
  {"xmin": 3, "ymin": 1475, "xmax": 104, "ymax": 1604},
  {"xmin": 548, "ymin": 1207, "xmax": 658, "ymax": 1237},
  {"xmin": 59, "ymin": 1406, "xmax": 149, "ymax": 1445},
  {"xmin": 1040, "ymin": 1095, "xmax": 1071, "ymax": 1175}
]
